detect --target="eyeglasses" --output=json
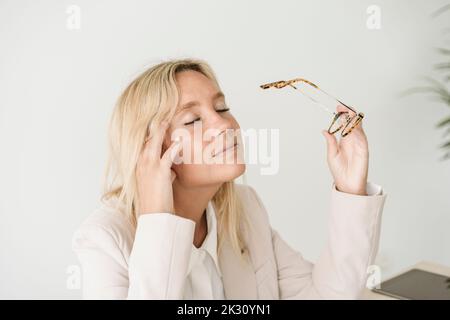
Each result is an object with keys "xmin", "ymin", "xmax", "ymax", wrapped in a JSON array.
[{"xmin": 260, "ymin": 78, "xmax": 364, "ymax": 137}]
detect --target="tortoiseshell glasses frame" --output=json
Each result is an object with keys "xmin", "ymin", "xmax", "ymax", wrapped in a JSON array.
[{"xmin": 260, "ymin": 78, "xmax": 364, "ymax": 137}]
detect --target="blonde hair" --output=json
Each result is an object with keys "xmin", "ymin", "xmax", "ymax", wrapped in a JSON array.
[{"xmin": 102, "ymin": 58, "xmax": 249, "ymax": 259}]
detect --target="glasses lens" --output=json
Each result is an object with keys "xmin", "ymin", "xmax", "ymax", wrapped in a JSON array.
[
  {"xmin": 329, "ymin": 112, "xmax": 350, "ymax": 134},
  {"xmin": 295, "ymin": 81, "xmax": 337, "ymax": 114},
  {"xmin": 342, "ymin": 115, "xmax": 362, "ymax": 136}
]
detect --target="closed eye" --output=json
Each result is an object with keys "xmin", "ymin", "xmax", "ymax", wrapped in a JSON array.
[{"xmin": 183, "ymin": 108, "xmax": 230, "ymax": 126}]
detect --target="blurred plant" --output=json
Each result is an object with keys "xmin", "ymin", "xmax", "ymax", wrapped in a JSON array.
[{"xmin": 405, "ymin": 4, "xmax": 450, "ymax": 160}]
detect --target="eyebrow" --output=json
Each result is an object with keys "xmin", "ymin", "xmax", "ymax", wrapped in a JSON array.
[{"xmin": 176, "ymin": 91, "xmax": 225, "ymax": 114}]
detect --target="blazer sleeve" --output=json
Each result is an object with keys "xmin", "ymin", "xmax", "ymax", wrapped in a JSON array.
[
  {"xmin": 261, "ymin": 182, "xmax": 387, "ymax": 299},
  {"xmin": 72, "ymin": 213, "xmax": 195, "ymax": 299}
]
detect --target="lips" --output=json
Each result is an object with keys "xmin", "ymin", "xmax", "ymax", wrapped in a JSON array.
[{"xmin": 213, "ymin": 141, "xmax": 238, "ymax": 157}]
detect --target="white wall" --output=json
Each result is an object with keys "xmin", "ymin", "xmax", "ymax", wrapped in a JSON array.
[{"xmin": 1, "ymin": 0, "xmax": 449, "ymax": 299}]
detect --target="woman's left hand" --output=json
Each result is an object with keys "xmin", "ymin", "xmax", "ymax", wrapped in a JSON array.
[{"xmin": 322, "ymin": 105, "xmax": 369, "ymax": 196}]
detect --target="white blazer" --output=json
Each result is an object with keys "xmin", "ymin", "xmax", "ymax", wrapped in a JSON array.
[{"xmin": 72, "ymin": 183, "xmax": 387, "ymax": 299}]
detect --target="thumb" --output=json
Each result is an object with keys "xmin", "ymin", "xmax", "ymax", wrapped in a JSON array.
[
  {"xmin": 162, "ymin": 138, "xmax": 182, "ymax": 166},
  {"xmin": 322, "ymin": 130, "xmax": 338, "ymax": 158},
  {"xmin": 170, "ymin": 168, "xmax": 177, "ymax": 183}
]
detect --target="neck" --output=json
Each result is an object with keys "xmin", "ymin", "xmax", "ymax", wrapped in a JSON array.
[{"xmin": 173, "ymin": 181, "xmax": 222, "ymax": 248}]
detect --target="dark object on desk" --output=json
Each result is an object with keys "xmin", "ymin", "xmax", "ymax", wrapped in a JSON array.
[{"xmin": 373, "ymin": 269, "xmax": 450, "ymax": 300}]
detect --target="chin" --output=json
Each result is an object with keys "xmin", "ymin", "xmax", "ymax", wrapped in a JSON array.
[
  {"xmin": 173, "ymin": 163, "xmax": 246, "ymax": 188},
  {"xmin": 214, "ymin": 162, "xmax": 246, "ymax": 182}
]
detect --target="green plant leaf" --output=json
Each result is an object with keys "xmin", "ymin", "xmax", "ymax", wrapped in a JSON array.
[
  {"xmin": 403, "ymin": 84, "xmax": 450, "ymax": 105},
  {"xmin": 436, "ymin": 47, "xmax": 450, "ymax": 55},
  {"xmin": 439, "ymin": 140, "xmax": 450, "ymax": 149},
  {"xmin": 431, "ymin": 4, "xmax": 450, "ymax": 18},
  {"xmin": 434, "ymin": 62, "xmax": 450, "ymax": 71},
  {"xmin": 440, "ymin": 152, "xmax": 450, "ymax": 161},
  {"xmin": 444, "ymin": 127, "xmax": 450, "ymax": 137},
  {"xmin": 418, "ymin": 77, "xmax": 450, "ymax": 105},
  {"xmin": 436, "ymin": 116, "xmax": 450, "ymax": 128}
]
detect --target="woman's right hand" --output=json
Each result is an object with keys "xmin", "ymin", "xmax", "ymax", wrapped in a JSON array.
[{"xmin": 136, "ymin": 121, "xmax": 182, "ymax": 216}]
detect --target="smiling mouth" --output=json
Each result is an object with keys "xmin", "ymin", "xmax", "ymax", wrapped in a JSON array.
[{"xmin": 213, "ymin": 141, "xmax": 238, "ymax": 157}]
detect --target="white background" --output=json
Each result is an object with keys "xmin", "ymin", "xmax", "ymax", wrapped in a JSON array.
[{"xmin": 1, "ymin": 0, "xmax": 449, "ymax": 299}]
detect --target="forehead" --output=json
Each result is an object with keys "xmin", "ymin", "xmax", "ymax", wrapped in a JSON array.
[{"xmin": 175, "ymin": 70, "xmax": 220, "ymax": 102}]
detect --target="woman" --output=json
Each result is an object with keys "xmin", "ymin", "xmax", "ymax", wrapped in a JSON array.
[{"xmin": 72, "ymin": 59, "xmax": 387, "ymax": 299}]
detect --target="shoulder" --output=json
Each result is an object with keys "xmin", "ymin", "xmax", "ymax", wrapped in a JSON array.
[
  {"xmin": 234, "ymin": 183, "xmax": 272, "ymax": 232},
  {"xmin": 234, "ymin": 183, "xmax": 268, "ymax": 213},
  {"xmin": 233, "ymin": 184, "xmax": 277, "ymax": 267},
  {"xmin": 71, "ymin": 197, "xmax": 135, "ymax": 256}
]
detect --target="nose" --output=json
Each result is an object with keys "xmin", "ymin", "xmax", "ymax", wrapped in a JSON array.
[
  {"xmin": 207, "ymin": 110, "xmax": 235, "ymax": 143},
  {"xmin": 208, "ymin": 110, "xmax": 233, "ymax": 132}
]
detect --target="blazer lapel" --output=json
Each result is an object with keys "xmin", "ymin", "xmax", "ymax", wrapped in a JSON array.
[{"xmin": 218, "ymin": 238, "xmax": 258, "ymax": 299}]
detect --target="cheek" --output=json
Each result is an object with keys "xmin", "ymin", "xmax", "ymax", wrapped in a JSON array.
[
  {"xmin": 166, "ymin": 127, "xmax": 195, "ymax": 159},
  {"xmin": 185, "ymin": 132, "xmax": 213, "ymax": 161},
  {"xmin": 169, "ymin": 121, "xmax": 246, "ymax": 186},
  {"xmin": 228, "ymin": 114, "xmax": 240, "ymax": 128},
  {"xmin": 171, "ymin": 162, "xmax": 212, "ymax": 188}
]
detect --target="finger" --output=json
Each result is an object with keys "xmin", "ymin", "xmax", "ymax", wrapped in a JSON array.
[
  {"xmin": 148, "ymin": 121, "xmax": 170, "ymax": 158},
  {"xmin": 336, "ymin": 104, "xmax": 356, "ymax": 117},
  {"xmin": 144, "ymin": 124, "xmax": 152, "ymax": 144},
  {"xmin": 358, "ymin": 116, "xmax": 364, "ymax": 127},
  {"xmin": 139, "ymin": 135, "xmax": 153, "ymax": 162},
  {"xmin": 170, "ymin": 168, "xmax": 177, "ymax": 183},
  {"xmin": 336, "ymin": 104, "xmax": 347, "ymax": 113},
  {"xmin": 352, "ymin": 120, "xmax": 364, "ymax": 135},
  {"xmin": 322, "ymin": 130, "xmax": 339, "ymax": 158},
  {"xmin": 348, "ymin": 117, "xmax": 364, "ymax": 136},
  {"xmin": 161, "ymin": 138, "xmax": 183, "ymax": 166}
]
